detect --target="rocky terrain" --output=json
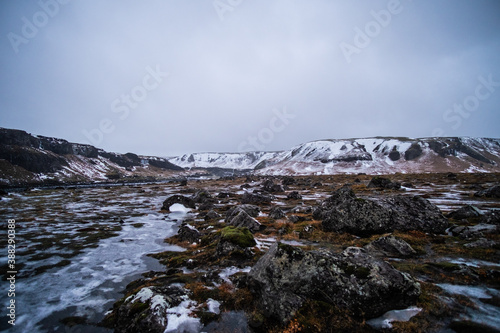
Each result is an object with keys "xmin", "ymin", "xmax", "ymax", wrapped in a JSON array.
[{"xmin": 93, "ymin": 172, "xmax": 499, "ymax": 333}]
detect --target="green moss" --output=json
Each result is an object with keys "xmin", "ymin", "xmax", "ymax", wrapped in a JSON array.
[
  {"xmin": 342, "ymin": 264, "xmax": 371, "ymax": 279},
  {"xmin": 220, "ymin": 226, "xmax": 256, "ymax": 248},
  {"xmin": 129, "ymin": 301, "xmax": 149, "ymax": 316}
]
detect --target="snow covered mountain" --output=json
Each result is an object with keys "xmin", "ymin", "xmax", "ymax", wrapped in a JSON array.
[
  {"xmin": 2, "ymin": 127, "xmax": 499, "ymax": 186},
  {"xmin": 170, "ymin": 137, "xmax": 500, "ymax": 175}
]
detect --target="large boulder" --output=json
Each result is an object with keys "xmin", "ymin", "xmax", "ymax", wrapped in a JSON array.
[
  {"xmin": 261, "ymin": 179, "xmax": 284, "ymax": 193},
  {"xmin": 447, "ymin": 205, "xmax": 483, "ymax": 220},
  {"xmin": 474, "ymin": 185, "xmax": 500, "ymax": 198},
  {"xmin": 227, "ymin": 210, "xmax": 261, "ymax": 233},
  {"xmin": 248, "ymin": 243, "xmax": 420, "ymax": 324},
  {"xmin": 161, "ymin": 195, "xmax": 195, "ymax": 210},
  {"xmin": 107, "ymin": 285, "xmax": 196, "ymax": 333},
  {"xmin": 315, "ymin": 186, "xmax": 448, "ymax": 235},
  {"xmin": 177, "ymin": 224, "xmax": 201, "ymax": 243},
  {"xmin": 225, "ymin": 205, "xmax": 260, "ymax": 223},
  {"xmin": 216, "ymin": 226, "xmax": 256, "ymax": 257},
  {"xmin": 364, "ymin": 235, "xmax": 417, "ymax": 258},
  {"xmin": 367, "ymin": 176, "xmax": 401, "ymax": 190},
  {"xmin": 241, "ymin": 191, "xmax": 274, "ymax": 204}
]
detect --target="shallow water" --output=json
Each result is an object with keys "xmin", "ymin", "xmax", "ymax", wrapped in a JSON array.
[{"xmin": 0, "ymin": 186, "xmax": 185, "ymax": 332}]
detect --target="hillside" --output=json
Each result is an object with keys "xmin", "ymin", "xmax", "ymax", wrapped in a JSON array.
[
  {"xmin": 171, "ymin": 137, "xmax": 500, "ymax": 175},
  {"xmin": 0, "ymin": 128, "xmax": 184, "ymax": 187},
  {"xmin": 1, "ymin": 128, "xmax": 499, "ymax": 187}
]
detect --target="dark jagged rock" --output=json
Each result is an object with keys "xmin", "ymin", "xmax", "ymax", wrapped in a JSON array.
[
  {"xmin": 316, "ymin": 186, "xmax": 448, "ymax": 235},
  {"xmin": 464, "ymin": 238, "xmax": 497, "ymax": 249},
  {"xmin": 282, "ymin": 176, "xmax": 295, "ymax": 186},
  {"xmin": 241, "ymin": 191, "xmax": 274, "ymax": 204},
  {"xmin": 204, "ymin": 209, "xmax": 221, "ymax": 221},
  {"xmin": 286, "ymin": 191, "xmax": 302, "ymax": 200},
  {"xmin": 216, "ymin": 226, "xmax": 256, "ymax": 257},
  {"xmin": 447, "ymin": 205, "xmax": 483, "ymax": 220},
  {"xmin": 247, "ymin": 243, "xmax": 420, "ymax": 325},
  {"xmin": 449, "ymin": 224, "xmax": 498, "ymax": 239},
  {"xmin": 106, "ymin": 285, "xmax": 191, "ymax": 333},
  {"xmin": 225, "ymin": 205, "xmax": 260, "ymax": 223},
  {"xmin": 192, "ymin": 189, "xmax": 213, "ymax": 204},
  {"xmin": 367, "ymin": 176, "xmax": 401, "ymax": 190},
  {"xmin": 227, "ymin": 210, "xmax": 261, "ymax": 233},
  {"xmin": 474, "ymin": 185, "xmax": 500, "ymax": 198},
  {"xmin": 268, "ymin": 207, "xmax": 286, "ymax": 219},
  {"xmin": 388, "ymin": 149, "xmax": 401, "ymax": 161},
  {"xmin": 177, "ymin": 224, "xmax": 201, "ymax": 243},
  {"xmin": 364, "ymin": 235, "xmax": 417, "ymax": 258},
  {"xmin": 482, "ymin": 210, "xmax": 500, "ymax": 225},
  {"xmin": 161, "ymin": 195, "xmax": 195, "ymax": 210},
  {"xmin": 289, "ymin": 215, "xmax": 306, "ymax": 223},
  {"xmin": 262, "ymin": 179, "xmax": 284, "ymax": 193},
  {"xmin": 404, "ymin": 142, "xmax": 423, "ymax": 160}
]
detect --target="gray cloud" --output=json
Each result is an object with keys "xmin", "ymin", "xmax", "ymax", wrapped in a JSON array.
[{"xmin": 1, "ymin": 0, "xmax": 499, "ymax": 156}]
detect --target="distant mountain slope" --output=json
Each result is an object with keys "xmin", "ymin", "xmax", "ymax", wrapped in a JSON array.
[
  {"xmin": 169, "ymin": 137, "xmax": 500, "ymax": 175},
  {"xmin": 2, "ymin": 127, "xmax": 499, "ymax": 186},
  {"xmin": 0, "ymin": 128, "xmax": 183, "ymax": 186}
]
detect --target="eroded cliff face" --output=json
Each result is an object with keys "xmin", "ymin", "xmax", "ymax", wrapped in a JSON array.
[{"xmin": 0, "ymin": 128, "xmax": 183, "ymax": 186}]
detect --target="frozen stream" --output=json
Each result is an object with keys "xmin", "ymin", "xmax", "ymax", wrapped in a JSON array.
[{"xmin": 0, "ymin": 187, "xmax": 186, "ymax": 333}]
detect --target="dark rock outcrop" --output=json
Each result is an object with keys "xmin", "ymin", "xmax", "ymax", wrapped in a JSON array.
[
  {"xmin": 216, "ymin": 226, "xmax": 256, "ymax": 257},
  {"xmin": 227, "ymin": 210, "xmax": 261, "ymax": 233},
  {"xmin": 364, "ymin": 235, "xmax": 417, "ymax": 258},
  {"xmin": 161, "ymin": 195, "xmax": 196, "ymax": 210},
  {"xmin": 286, "ymin": 191, "xmax": 302, "ymax": 200},
  {"xmin": 269, "ymin": 207, "xmax": 286, "ymax": 219},
  {"xmin": 248, "ymin": 243, "xmax": 420, "ymax": 324},
  {"xmin": 225, "ymin": 205, "xmax": 260, "ymax": 223},
  {"xmin": 241, "ymin": 191, "xmax": 274, "ymax": 204},
  {"xmin": 447, "ymin": 205, "xmax": 483, "ymax": 220},
  {"xmin": 315, "ymin": 186, "xmax": 448, "ymax": 235},
  {"xmin": 474, "ymin": 185, "xmax": 500, "ymax": 198},
  {"xmin": 107, "ymin": 285, "xmax": 192, "ymax": 333},
  {"xmin": 261, "ymin": 179, "xmax": 284, "ymax": 193},
  {"xmin": 404, "ymin": 142, "xmax": 423, "ymax": 160},
  {"xmin": 177, "ymin": 224, "xmax": 201, "ymax": 243},
  {"xmin": 367, "ymin": 176, "xmax": 401, "ymax": 190}
]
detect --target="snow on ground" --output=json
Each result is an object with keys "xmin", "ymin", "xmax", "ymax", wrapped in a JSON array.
[{"xmin": 367, "ymin": 306, "xmax": 422, "ymax": 329}]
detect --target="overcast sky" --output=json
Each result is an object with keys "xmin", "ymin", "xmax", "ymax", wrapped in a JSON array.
[{"xmin": 1, "ymin": 0, "xmax": 499, "ymax": 156}]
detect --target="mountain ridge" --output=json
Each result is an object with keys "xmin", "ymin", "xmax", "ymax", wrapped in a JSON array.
[{"xmin": 1, "ymin": 127, "xmax": 499, "ymax": 186}]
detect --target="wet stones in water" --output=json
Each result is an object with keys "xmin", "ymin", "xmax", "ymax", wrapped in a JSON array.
[
  {"xmin": 247, "ymin": 243, "xmax": 421, "ymax": 325},
  {"xmin": 177, "ymin": 224, "xmax": 201, "ymax": 243}
]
